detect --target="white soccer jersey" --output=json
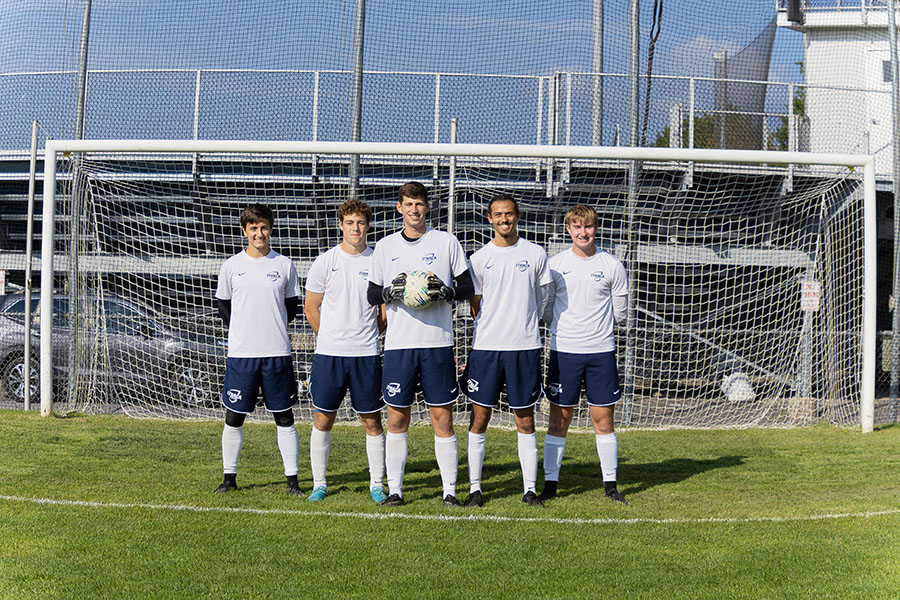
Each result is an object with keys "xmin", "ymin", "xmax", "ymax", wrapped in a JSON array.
[
  {"xmin": 215, "ymin": 249, "xmax": 300, "ymax": 358},
  {"xmin": 547, "ymin": 247, "xmax": 628, "ymax": 354},
  {"xmin": 305, "ymin": 245, "xmax": 380, "ymax": 357},
  {"xmin": 369, "ymin": 227, "xmax": 468, "ymax": 350},
  {"xmin": 470, "ymin": 238, "xmax": 551, "ymax": 351}
]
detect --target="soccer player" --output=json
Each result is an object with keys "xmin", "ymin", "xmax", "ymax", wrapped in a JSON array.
[
  {"xmin": 541, "ymin": 204, "xmax": 629, "ymax": 505},
  {"xmin": 214, "ymin": 203, "xmax": 302, "ymax": 495},
  {"xmin": 463, "ymin": 193, "xmax": 551, "ymax": 508},
  {"xmin": 303, "ymin": 198, "xmax": 388, "ymax": 504},
  {"xmin": 367, "ymin": 181, "xmax": 474, "ymax": 507}
]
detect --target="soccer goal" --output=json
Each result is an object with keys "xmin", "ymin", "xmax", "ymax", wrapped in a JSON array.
[{"xmin": 36, "ymin": 140, "xmax": 876, "ymax": 431}]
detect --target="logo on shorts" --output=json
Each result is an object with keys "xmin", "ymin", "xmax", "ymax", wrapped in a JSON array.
[
  {"xmin": 359, "ymin": 269, "xmax": 369, "ymax": 279},
  {"xmin": 266, "ymin": 271, "xmax": 281, "ymax": 282},
  {"xmin": 547, "ymin": 383, "xmax": 563, "ymax": 396},
  {"xmin": 226, "ymin": 389, "xmax": 242, "ymax": 403},
  {"xmin": 467, "ymin": 378, "xmax": 479, "ymax": 393},
  {"xmin": 386, "ymin": 382, "xmax": 402, "ymax": 397},
  {"xmin": 591, "ymin": 271, "xmax": 605, "ymax": 282},
  {"xmin": 515, "ymin": 260, "xmax": 530, "ymax": 272},
  {"xmin": 421, "ymin": 252, "xmax": 437, "ymax": 265}
]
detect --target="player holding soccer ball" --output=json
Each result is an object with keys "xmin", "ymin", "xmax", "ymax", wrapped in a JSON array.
[
  {"xmin": 463, "ymin": 193, "xmax": 551, "ymax": 508},
  {"xmin": 303, "ymin": 199, "xmax": 388, "ymax": 504},
  {"xmin": 367, "ymin": 181, "xmax": 474, "ymax": 507},
  {"xmin": 541, "ymin": 204, "xmax": 629, "ymax": 505},
  {"xmin": 214, "ymin": 204, "xmax": 302, "ymax": 496}
]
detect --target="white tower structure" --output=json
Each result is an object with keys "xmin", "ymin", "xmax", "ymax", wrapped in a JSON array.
[{"xmin": 777, "ymin": 1, "xmax": 896, "ymax": 176}]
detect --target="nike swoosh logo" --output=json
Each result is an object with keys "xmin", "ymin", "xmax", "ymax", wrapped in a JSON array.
[
  {"xmin": 391, "ymin": 257, "xmax": 400, "ymax": 262},
  {"xmin": 485, "ymin": 264, "xmax": 494, "ymax": 269},
  {"xmin": 562, "ymin": 270, "xmax": 572, "ymax": 275},
  {"xmin": 331, "ymin": 268, "xmax": 339, "ymax": 272}
]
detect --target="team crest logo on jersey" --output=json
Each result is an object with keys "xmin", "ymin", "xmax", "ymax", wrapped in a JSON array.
[
  {"xmin": 547, "ymin": 383, "xmax": 562, "ymax": 396},
  {"xmin": 226, "ymin": 389, "xmax": 242, "ymax": 403},
  {"xmin": 467, "ymin": 378, "xmax": 479, "ymax": 393},
  {"xmin": 385, "ymin": 382, "xmax": 402, "ymax": 397},
  {"xmin": 266, "ymin": 271, "xmax": 281, "ymax": 282},
  {"xmin": 591, "ymin": 271, "xmax": 605, "ymax": 282},
  {"xmin": 515, "ymin": 260, "xmax": 530, "ymax": 272},
  {"xmin": 359, "ymin": 269, "xmax": 369, "ymax": 279},
  {"xmin": 421, "ymin": 252, "xmax": 437, "ymax": 265}
]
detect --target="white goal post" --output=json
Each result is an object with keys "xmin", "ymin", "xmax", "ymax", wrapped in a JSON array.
[{"xmin": 38, "ymin": 140, "xmax": 876, "ymax": 431}]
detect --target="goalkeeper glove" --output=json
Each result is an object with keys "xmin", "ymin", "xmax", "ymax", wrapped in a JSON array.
[
  {"xmin": 382, "ymin": 272, "xmax": 407, "ymax": 303},
  {"xmin": 426, "ymin": 272, "xmax": 455, "ymax": 302}
]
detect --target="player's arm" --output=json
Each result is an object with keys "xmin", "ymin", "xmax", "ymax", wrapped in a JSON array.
[
  {"xmin": 610, "ymin": 259, "xmax": 629, "ymax": 326},
  {"xmin": 285, "ymin": 296, "xmax": 299, "ymax": 323},
  {"xmin": 426, "ymin": 269, "xmax": 474, "ymax": 303},
  {"xmin": 216, "ymin": 298, "xmax": 232, "ymax": 326},
  {"xmin": 366, "ymin": 274, "xmax": 406, "ymax": 306},
  {"xmin": 470, "ymin": 294, "xmax": 482, "ymax": 318},
  {"xmin": 377, "ymin": 304, "xmax": 387, "ymax": 333},
  {"xmin": 304, "ymin": 290, "xmax": 324, "ymax": 335},
  {"xmin": 612, "ymin": 293, "xmax": 627, "ymax": 325}
]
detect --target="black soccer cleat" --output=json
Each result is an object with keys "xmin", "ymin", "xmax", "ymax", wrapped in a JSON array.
[
  {"xmin": 381, "ymin": 493, "xmax": 404, "ymax": 507},
  {"xmin": 537, "ymin": 485, "xmax": 557, "ymax": 502},
  {"xmin": 442, "ymin": 494, "xmax": 461, "ymax": 507},
  {"xmin": 214, "ymin": 478, "xmax": 237, "ymax": 495},
  {"xmin": 463, "ymin": 490, "xmax": 484, "ymax": 508},
  {"xmin": 522, "ymin": 491, "xmax": 545, "ymax": 507},
  {"xmin": 286, "ymin": 482, "xmax": 305, "ymax": 496},
  {"xmin": 605, "ymin": 488, "xmax": 629, "ymax": 506}
]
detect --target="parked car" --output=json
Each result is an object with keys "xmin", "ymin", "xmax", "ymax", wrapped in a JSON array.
[{"xmin": 0, "ymin": 293, "xmax": 226, "ymax": 408}]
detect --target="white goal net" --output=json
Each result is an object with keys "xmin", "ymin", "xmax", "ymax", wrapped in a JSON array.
[{"xmin": 35, "ymin": 141, "xmax": 875, "ymax": 430}]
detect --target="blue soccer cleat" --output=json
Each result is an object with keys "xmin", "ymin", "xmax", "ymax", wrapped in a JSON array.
[
  {"xmin": 306, "ymin": 486, "xmax": 327, "ymax": 502},
  {"xmin": 370, "ymin": 486, "xmax": 388, "ymax": 504}
]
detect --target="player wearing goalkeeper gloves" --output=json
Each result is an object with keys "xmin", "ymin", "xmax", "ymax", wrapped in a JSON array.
[
  {"xmin": 463, "ymin": 193, "xmax": 552, "ymax": 508},
  {"xmin": 214, "ymin": 204, "xmax": 302, "ymax": 496},
  {"xmin": 541, "ymin": 204, "xmax": 629, "ymax": 505},
  {"xmin": 366, "ymin": 181, "xmax": 474, "ymax": 507},
  {"xmin": 303, "ymin": 199, "xmax": 388, "ymax": 504}
]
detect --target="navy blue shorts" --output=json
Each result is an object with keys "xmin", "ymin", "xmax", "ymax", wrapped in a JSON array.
[
  {"xmin": 222, "ymin": 356, "xmax": 298, "ymax": 414},
  {"xmin": 382, "ymin": 347, "xmax": 458, "ymax": 408},
  {"xmin": 309, "ymin": 354, "xmax": 385, "ymax": 414},
  {"xmin": 545, "ymin": 350, "xmax": 621, "ymax": 408},
  {"xmin": 462, "ymin": 349, "xmax": 541, "ymax": 410}
]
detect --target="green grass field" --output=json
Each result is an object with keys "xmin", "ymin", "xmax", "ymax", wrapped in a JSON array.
[{"xmin": 1, "ymin": 411, "xmax": 899, "ymax": 599}]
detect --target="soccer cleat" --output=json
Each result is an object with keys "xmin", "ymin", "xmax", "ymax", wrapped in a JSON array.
[
  {"xmin": 306, "ymin": 486, "xmax": 326, "ymax": 502},
  {"xmin": 286, "ymin": 481, "xmax": 305, "ymax": 497},
  {"xmin": 522, "ymin": 491, "xmax": 545, "ymax": 507},
  {"xmin": 463, "ymin": 490, "xmax": 484, "ymax": 508},
  {"xmin": 537, "ymin": 488, "xmax": 557, "ymax": 502},
  {"xmin": 442, "ymin": 494, "xmax": 461, "ymax": 507},
  {"xmin": 381, "ymin": 493, "xmax": 404, "ymax": 507},
  {"xmin": 214, "ymin": 480, "xmax": 237, "ymax": 494},
  {"xmin": 605, "ymin": 488, "xmax": 629, "ymax": 506},
  {"xmin": 370, "ymin": 486, "xmax": 388, "ymax": 504}
]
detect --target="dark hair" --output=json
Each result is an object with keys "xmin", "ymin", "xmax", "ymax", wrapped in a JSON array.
[
  {"xmin": 486, "ymin": 193, "xmax": 519, "ymax": 217},
  {"xmin": 397, "ymin": 181, "xmax": 428, "ymax": 203},
  {"xmin": 240, "ymin": 204, "xmax": 274, "ymax": 229},
  {"xmin": 338, "ymin": 198, "xmax": 373, "ymax": 224}
]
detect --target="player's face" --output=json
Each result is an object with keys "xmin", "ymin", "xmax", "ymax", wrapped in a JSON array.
[
  {"xmin": 339, "ymin": 213, "xmax": 369, "ymax": 245},
  {"xmin": 242, "ymin": 219, "xmax": 272, "ymax": 256},
  {"xmin": 397, "ymin": 195, "xmax": 428, "ymax": 231},
  {"xmin": 487, "ymin": 200, "xmax": 519, "ymax": 241},
  {"xmin": 566, "ymin": 219, "xmax": 597, "ymax": 254}
]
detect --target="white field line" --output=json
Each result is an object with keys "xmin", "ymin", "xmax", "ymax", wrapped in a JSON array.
[{"xmin": 2, "ymin": 494, "xmax": 898, "ymax": 525}]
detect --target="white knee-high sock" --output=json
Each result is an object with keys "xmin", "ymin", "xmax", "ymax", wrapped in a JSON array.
[
  {"xmin": 595, "ymin": 432, "xmax": 618, "ymax": 482},
  {"xmin": 434, "ymin": 434, "xmax": 458, "ymax": 499},
  {"xmin": 366, "ymin": 432, "xmax": 385, "ymax": 489},
  {"xmin": 309, "ymin": 427, "xmax": 331, "ymax": 489},
  {"xmin": 543, "ymin": 433, "xmax": 567, "ymax": 483},
  {"xmin": 518, "ymin": 431, "xmax": 539, "ymax": 494},
  {"xmin": 276, "ymin": 424, "xmax": 299, "ymax": 477},
  {"xmin": 385, "ymin": 431, "xmax": 408, "ymax": 497},
  {"xmin": 222, "ymin": 424, "xmax": 243, "ymax": 474},
  {"xmin": 467, "ymin": 431, "xmax": 486, "ymax": 494}
]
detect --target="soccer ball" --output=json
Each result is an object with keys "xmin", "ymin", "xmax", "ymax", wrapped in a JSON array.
[{"xmin": 402, "ymin": 270, "xmax": 434, "ymax": 309}]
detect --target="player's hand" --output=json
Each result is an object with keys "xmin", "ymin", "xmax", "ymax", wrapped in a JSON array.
[
  {"xmin": 426, "ymin": 272, "xmax": 455, "ymax": 302},
  {"xmin": 382, "ymin": 272, "xmax": 407, "ymax": 303}
]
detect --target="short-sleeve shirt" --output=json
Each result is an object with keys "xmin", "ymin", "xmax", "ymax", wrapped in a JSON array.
[
  {"xmin": 305, "ymin": 245, "xmax": 379, "ymax": 357},
  {"xmin": 547, "ymin": 247, "xmax": 628, "ymax": 354},
  {"xmin": 215, "ymin": 249, "xmax": 300, "ymax": 358},
  {"xmin": 469, "ymin": 238, "xmax": 551, "ymax": 351},
  {"xmin": 369, "ymin": 227, "xmax": 468, "ymax": 350}
]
